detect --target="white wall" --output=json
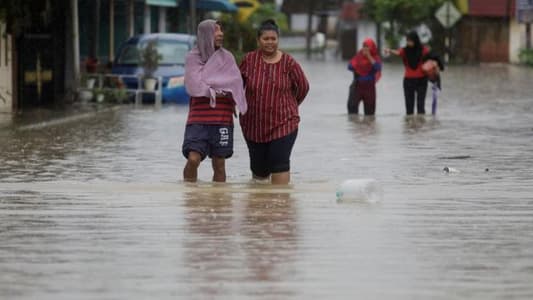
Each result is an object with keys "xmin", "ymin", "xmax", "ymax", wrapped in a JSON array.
[
  {"xmin": 357, "ymin": 21, "xmax": 378, "ymax": 47},
  {"xmin": 290, "ymin": 14, "xmax": 383, "ymax": 47},
  {"xmin": 289, "ymin": 14, "xmax": 338, "ymax": 35},
  {"xmin": 510, "ymin": 19, "xmax": 533, "ymax": 63},
  {"xmin": 0, "ymin": 22, "xmax": 13, "ymax": 113}
]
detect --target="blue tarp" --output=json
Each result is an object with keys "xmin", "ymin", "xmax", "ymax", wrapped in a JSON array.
[
  {"xmin": 192, "ymin": 0, "xmax": 238, "ymax": 12},
  {"xmin": 146, "ymin": 0, "xmax": 178, "ymax": 7}
]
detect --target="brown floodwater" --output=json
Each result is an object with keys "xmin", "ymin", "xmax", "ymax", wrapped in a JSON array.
[{"xmin": 1, "ymin": 55, "xmax": 533, "ymax": 299}]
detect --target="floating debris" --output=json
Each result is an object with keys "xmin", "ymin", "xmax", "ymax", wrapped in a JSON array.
[
  {"xmin": 336, "ymin": 178, "xmax": 383, "ymax": 203},
  {"xmin": 438, "ymin": 155, "xmax": 472, "ymax": 160},
  {"xmin": 443, "ymin": 166, "xmax": 460, "ymax": 173}
]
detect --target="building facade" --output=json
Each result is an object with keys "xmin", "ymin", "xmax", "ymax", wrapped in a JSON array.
[
  {"xmin": 0, "ymin": 0, "xmax": 236, "ymax": 113},
  {"xmin": 455, "ymin": 0, "xmax": 533, "ymax": 63},
  {"xmin": 0, "ymin": 21, "xmax": 13, "ymax": 113}
]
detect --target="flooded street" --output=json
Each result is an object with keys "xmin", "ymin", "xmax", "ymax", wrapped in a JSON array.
[{"xmin": 1, "ymin": 55, "xmax": 533, "ymax": 299}]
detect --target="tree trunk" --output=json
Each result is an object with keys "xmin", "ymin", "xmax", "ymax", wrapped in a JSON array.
[
  {"xmin": 526, "ymin": 23, "xmax": 531, "ymax": 50},
  {"xmin": 109, "ymin": 0, "xmax": 114, "ymax": 63},
  {"xmin": 305, "ymin": 0, "xmax": 315, "ymax": 59},
  {"xmin": 71, "ymin": 0, "xmax": 80, "ymax": 91},
  {"xmin": 190, "ymin": 0, "xmax": 197, "ymax": 34},
  {"xmin": 90, "ymin": 0, "xmax": 100, "ymax": 59},
  {"xmin": 376, "ymin": 22, "xmax": 382, "ymax": 53},
  {"xmin": 127, "ymin": 0, "xmax": 134, "ymax": 37},
  {"xmin": 144, "ymin": 3, "xmax": 151, "ymax": 34}
]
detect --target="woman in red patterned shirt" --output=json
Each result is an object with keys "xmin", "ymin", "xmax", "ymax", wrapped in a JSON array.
[{"xmin": 239, "ymin": 19, "xmax": 310, "ymax": 185}]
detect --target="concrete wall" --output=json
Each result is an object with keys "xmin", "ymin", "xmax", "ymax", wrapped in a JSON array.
[
  {"xmin": 455, "ymin": 17, "xmax": 510, "ymax": 63},
  {"xmin": 510, "ymin": 19, "xmax": 533, "ymax": 63},
  {"xmin": 357, "ymin": 21, "xmax": 379, "ymax": 47},
  {"xmin": 289, "ymin": 14, "xmax": 337, "ymax": 35},
  {"xmin": 0, "ymin": 22, "xmax": 13, "ymax": 113}
]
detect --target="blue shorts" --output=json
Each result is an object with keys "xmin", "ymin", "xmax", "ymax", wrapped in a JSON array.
[
  {"xmin": 245, "ymin": 130, "xmax": 298, "ymax": 178},
  {"xmin": 182, "ymin": 124, "xmax": 234, "ymax": 160}
]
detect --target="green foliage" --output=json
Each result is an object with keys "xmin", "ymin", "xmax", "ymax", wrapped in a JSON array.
[
  {"xmin": 519, "ymin": 48, "xmax": 533, "ymax": 66},
  {"xmin": 106, "ymin": 88, "xmax": 129, "ymax": 103},
  {"xmin": 247, "ymin": 3, "xmax": 289, "ymax": 34},
  {"xmin": 0, "ymin": 0, "xmax": 47, "ymax": 33},
  {"xmin": 219, "ymin": 15, "xmax": 256, "ymax": 62},
  {"xmin": 93, "ymin": 87, "xmax": 129, "ymax": 104},
  {"xmin": 139, "ymin": 40, "xmax": 162, "ymax": 78},
  {"xmin": 364, "ymin": 0, "xmax": 446, "ymax": 48},
  {"xmin": 220, "ymin": 3, "xmax": 288, "ymax": 63}
]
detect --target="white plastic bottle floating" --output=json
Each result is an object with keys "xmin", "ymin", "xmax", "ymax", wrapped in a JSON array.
[
  {"xmin": 336, "ymin": 179, "xmax": 384, "ymax": 203},
  {"xmin": 443, "ymin": 166, "xmax": 460, "ymax": 173}
]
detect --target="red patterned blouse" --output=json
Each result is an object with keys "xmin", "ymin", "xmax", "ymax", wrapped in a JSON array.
[
  {"xmin": 239, "ymin": 51, "xmax": 309, "ymax": 143},
  {"xmin": 398, "ymin": 46, "xmax": 430, "ymax": 79}
]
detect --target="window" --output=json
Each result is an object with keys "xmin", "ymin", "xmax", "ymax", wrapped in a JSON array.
[
  {"xmin": 117, "ymin": 40, "xmax": 190, "ymax": 65},
  {"xmin": 156, "ymin": 41, "xmax": 189, "ymax": 65},
  {"xmin": 117, "ymin": 45, "xmax": 140, "ymax": 64}
]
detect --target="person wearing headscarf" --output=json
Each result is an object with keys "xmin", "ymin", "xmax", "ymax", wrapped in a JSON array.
[
  {"xmin": 347, "ymin": 38, "xmax": 382, "ymax": 115},
  {"xmin": 385, "ymin": 31, "xmax": 430, "ymax": 115},
  {"xmin": 182, "ymin": 19, "xmax": 247, "ymax": 182},
  {"xmin": 422, "ymin": 51, "xmax": 445, "ymax": 114},
  {"xmin": 239, "ymin": 19, "xmax": 309, "ymax": 185}
]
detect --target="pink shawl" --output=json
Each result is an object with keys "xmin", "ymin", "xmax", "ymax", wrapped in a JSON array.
[{"xmin": 184, "ymin": 20, "xmax": 247, "ymax": 114}]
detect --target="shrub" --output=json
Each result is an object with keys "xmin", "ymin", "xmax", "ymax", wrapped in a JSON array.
[
  {"xmin": 519, "ymin": 48, "xmax": 533, "ymax": 66},
  {"xmin": 220, "ymin": 3, "xmax": 288, "ymax": 63},
  {"xmin": 139, "ymin": 40, "xmax": 162, "ymax": 78}
]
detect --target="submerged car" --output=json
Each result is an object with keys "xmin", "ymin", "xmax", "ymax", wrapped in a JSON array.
[{"xmin": 111, "ymin": 33, "xmax": 196, "ymax": 104}]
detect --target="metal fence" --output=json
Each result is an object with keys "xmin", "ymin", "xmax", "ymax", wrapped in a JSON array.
[{"xmin": 78, "ymin": 73, "xmax": 163, "ymax": 105}]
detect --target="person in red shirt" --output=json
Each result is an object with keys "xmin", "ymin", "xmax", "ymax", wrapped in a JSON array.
[
  {"xmin": 347, "ymin": 38, "xmax": 382, "ymax": 115},
  {"xmin": 239, "ymin": 19, "xmax": 310, "ymax": 185},
  {"xmin": 182, "ymin": 20, "xmax": 247, "ymax": 182},
  {"xmin": 385, "ymin": 31, "xmax": 430, "ymax": 115}
]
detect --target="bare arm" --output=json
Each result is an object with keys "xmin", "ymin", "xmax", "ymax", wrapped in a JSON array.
[
  {"xmin": 289, "ymin": 60, "xmax": 310, "ymax": 105},
  {"xmin": 384, "ymin": 48, "xmax": 400, "ymax": 56}
]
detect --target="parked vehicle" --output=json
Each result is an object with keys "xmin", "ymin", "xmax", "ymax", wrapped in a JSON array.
[{"xmin": 112, "ymin": 33, "xmax": 196, "ymax": 104}]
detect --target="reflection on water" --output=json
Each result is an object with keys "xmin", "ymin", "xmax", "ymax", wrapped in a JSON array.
[
  {"xmin": 183, "ymin": 190, "xmax": 236, "ymax": 297},
  {"xmin": 182, "ymin": 188, "xmax": 297, "ymax": 298},
  {"xmin": 242, "ymin": 192, "xmax": 297, "ymax": 284},
  {"xmin": 348, "ymin": 115, "xmax": 378, "ymax": 136},
  {"xmin": 403, "ymin": 115, "xmax": 440, "ymax": 134},
  {"xmin": 1, "ymin": 59, "xmax": 533, "ymax": 299}
]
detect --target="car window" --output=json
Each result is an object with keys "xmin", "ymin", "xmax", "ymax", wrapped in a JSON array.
[
  {"xmin": 157, "ymin": 41, "xmax": 189, "ymax": 65},
  {"xmin": 117, "ymin": 40, "xmax": 190, "ymax": 65},
  {"xmin": 117, "ymin": 45, "xmax": 140, "ymax": 64}
]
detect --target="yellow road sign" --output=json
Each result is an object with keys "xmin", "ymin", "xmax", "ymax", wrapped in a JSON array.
[{"xmin": 230, "ymin": 0, "xmax": 260, "ymax": 23}]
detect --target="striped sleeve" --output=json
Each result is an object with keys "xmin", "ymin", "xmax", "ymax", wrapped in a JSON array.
[
  {"xmin": 239, "ymin": 53, "xmax": 249, "ymax": 85},
  {"xmin": 289, "ymin": 58, "xmax": 310, "ymax": 105}
]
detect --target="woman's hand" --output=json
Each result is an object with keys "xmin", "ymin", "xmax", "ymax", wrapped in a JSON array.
[
  {"xmin": 363, "ymin": 48, "xmax": 375, "ymax": 64},
  {"xmin": 384, "ymin": 48, "xmax": 399, "ymax": 56},
  {"xmin": 363, "ymin": 48, "xmax": 371, "ymax": 58},
  {"xmin": 215, "ymin": 90, "xmax": 227, "ymax": 97}
]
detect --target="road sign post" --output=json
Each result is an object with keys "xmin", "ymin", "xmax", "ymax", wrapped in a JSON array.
[
  {"xmin": 435, "ymin": 1, "xmax": 462, "ymax": 63},
  {"xmin": 517, "ymin": 0, "xmax": 533, "ymax": 49}
]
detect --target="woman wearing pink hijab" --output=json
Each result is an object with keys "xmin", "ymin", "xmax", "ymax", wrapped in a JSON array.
[{"xmin": 182, "ymin": 19, "xmax": 247, "ymax": 182}]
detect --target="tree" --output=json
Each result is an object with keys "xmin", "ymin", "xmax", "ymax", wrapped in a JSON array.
[
  {"xmin": 364, "ymin": 0, "xmax": 445, "ymax": 48},
  {"xmin": 219, "ymin": 2, "xmax": 288, "ymax": 62},
  {"xmin": 0, "ymin": 0, "xmax": 48, "ymax": 34}
]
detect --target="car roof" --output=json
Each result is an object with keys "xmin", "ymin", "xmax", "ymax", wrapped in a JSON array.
[{"xmin": 127, "ymin": 33, "xmax": 196, "ymax": 44}]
